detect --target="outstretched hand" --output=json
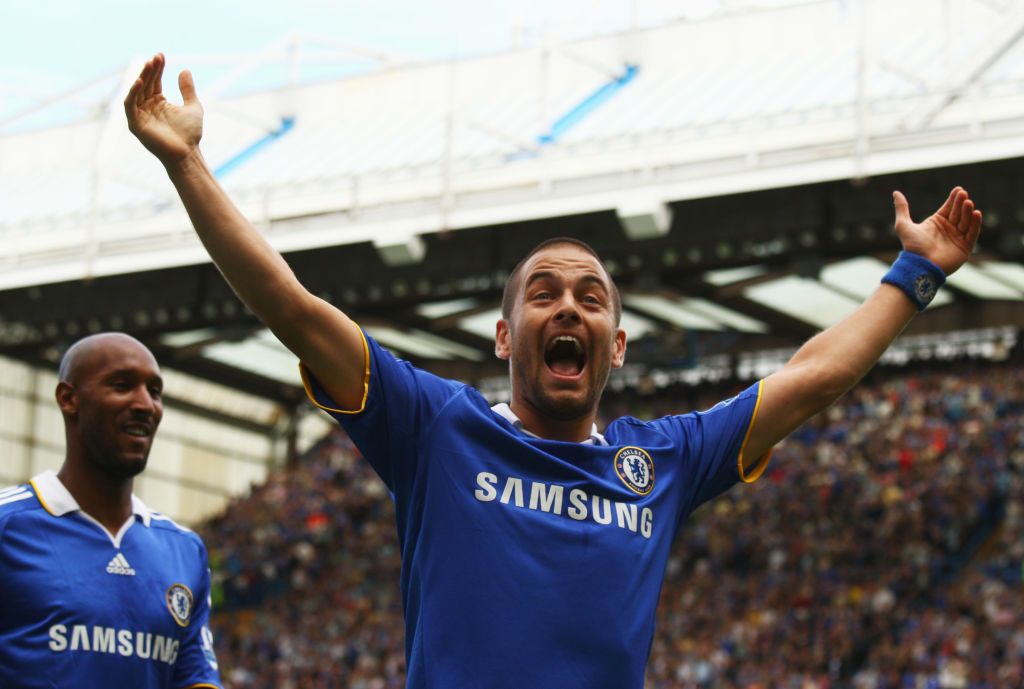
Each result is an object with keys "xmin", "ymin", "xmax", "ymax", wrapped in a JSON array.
[
  {"xmin": 124, "ymin": 53, "xmax": 203, "ymax": 166},
  {"xmin": 892, "ymin": 187, "xmax": 982, "ymax": 274}
]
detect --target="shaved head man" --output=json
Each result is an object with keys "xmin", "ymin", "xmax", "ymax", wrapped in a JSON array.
[
  {"xmin": 56, "ymin": 332, "xmax": 164, "ymax": 524},
  {"xmin": 0, "ymin": 333, "xmax": 222, "ymax": 689}
]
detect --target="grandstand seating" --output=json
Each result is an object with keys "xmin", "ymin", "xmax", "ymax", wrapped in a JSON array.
[{"xmin": 199, "ymin": 359, "xmax": 1023, "ymax": 689}]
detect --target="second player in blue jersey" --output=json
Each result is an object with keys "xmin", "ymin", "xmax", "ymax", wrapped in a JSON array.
[{"xmin": 0, "ymin": 334, "xmax": 221, "ymax": 689}]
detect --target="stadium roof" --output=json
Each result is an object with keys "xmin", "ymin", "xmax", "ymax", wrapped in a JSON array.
[{"xmin": 2, "ymin": 0, "xmax": 1023, "ymax": 406}]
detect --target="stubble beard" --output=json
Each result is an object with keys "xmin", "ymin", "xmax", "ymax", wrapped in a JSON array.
[
  {"xmin": 83, "ymin": 430, "xmax": 150, "ymax": 480},
  {"xmin": 527, "ymin": 364, "xmax": 610, "ymax": 422}
]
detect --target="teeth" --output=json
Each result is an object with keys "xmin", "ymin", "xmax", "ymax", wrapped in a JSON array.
[
  {"xmin": 549, "ymin": 335, "xmax": 582, "ymax": 352},
  {"xmin": 124, "ymin": 427, "xmax": 149, "ymax": 437}
]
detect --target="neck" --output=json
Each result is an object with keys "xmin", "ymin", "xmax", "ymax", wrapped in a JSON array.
[
  {"xmin": 509, "ymin": 400, "xmax": 596, "ymax": 443},
  {"xmin": 58, "ymin": 455, "xmax": 134, "ymax": 535}
]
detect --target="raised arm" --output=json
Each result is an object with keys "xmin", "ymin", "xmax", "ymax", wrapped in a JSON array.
[
  {"xmin": 125, "ymin": 53, "xmax": 365, "ymax": 409},
  {"xmin": 743, "ymin": 187, "xmax": 983, "ymax": 461}
]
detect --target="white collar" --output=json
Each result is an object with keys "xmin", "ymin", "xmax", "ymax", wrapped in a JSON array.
[
  {"xmin": 30, "ymin": 469, "xmax": 152, "ymax": 527},
  {"xmin": 491, "ymin": 403, "xmax": 608, "ymax": 446}
]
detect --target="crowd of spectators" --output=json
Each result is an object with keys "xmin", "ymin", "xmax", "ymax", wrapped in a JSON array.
[
  {"xmin": 849, "ymin": 368, "xmax": 1024, "ymax": 689},
  {"xmin": 199, "ymin": 361, "xmax": 1023, "ymax": 689},
  {"xmin": 202, "ymin": 432, "xmax": 405, "ymax": 688},
  {"xmin": 648, "ymin": 364, "xmax": 1023, "ymax": 689}
]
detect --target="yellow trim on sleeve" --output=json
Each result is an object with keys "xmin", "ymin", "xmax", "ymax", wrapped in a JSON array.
[
  {"xmin": 737, "ymin": 379, "xmax": 774, "ymax": 484},
  {"xmin": 28, "ymin": 479, "xmax": 57, "ymax": 516},
  {"xmin": 181, "ymin": 684, "xmax": 222, "ymax": 689},
  {"xmin": 298, "ymin": 326, "xmax": 370, "ymax": 415}
]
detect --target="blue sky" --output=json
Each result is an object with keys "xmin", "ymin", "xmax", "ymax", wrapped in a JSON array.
[{"xmin": 2, "ymin": 0, "xmax": 737, "ymax": 128}]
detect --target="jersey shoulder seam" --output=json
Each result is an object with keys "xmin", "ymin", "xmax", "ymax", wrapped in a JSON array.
[
  {"xmin": 149, "ymin": 512, "xmax": 197, "ymax": 536},
  {"xmin": 405, "ymin": 377, "xmax": 471, "ymax": 445},
  {"xmin": 149, "ymin": 515, "xmax": 209, "ymax": 561},
  {"xmin": 609, "ymin": 415, "xmax": 681, "ymax": 443}
]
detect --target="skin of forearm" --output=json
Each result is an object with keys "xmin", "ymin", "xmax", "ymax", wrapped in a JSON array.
[
  {"xmin": 158, "ymin": 143, "xmax": 366, "ymax": 410},
  {"xmin": 162, "ymin": 149, "xmax": 316, "ymax": 346},
  {"xmin": 786, "ymin": 284, "xmax": 916, "ymax": 404},
  {"xmin": 745, "ymin": 284, "xmax": 919, "ymax": 457}
]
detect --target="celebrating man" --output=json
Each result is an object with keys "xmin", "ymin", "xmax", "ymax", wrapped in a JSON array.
[{"xmin": 125, "ymin": 53, "xmax": 981, "ymax": 688}]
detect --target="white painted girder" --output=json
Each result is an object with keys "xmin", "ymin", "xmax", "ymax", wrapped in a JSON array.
[{"xmin": 3, "ymin": 0, "xmax": 1024, "ymax": 289}]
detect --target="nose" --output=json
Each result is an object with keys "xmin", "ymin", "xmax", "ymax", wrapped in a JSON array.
[
  {"xmin": 553, "ymin": 293, "xmax": 582, "ymax": 323},
  {"xmin": 130, "ymin": 386, "xmax": 159, "ymax": 417}
]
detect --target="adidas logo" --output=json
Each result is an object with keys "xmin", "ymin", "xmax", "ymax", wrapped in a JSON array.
[{"xmin": 106, "ymin": 553, "xmax": 136, "ymax": 576}]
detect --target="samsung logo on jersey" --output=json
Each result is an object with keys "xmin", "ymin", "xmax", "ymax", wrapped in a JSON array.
[
  {"xmin": 474, "ymin": 472, "xmax": 653, "ymax": 539},
  {"xmin": 48, "ymin": 624, "xmax": 179, "ymax": 665}
]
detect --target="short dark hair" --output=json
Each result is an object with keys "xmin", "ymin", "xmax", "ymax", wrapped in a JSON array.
[{"xmin": 501, "ymin": 237, "xmax": 621, "ymax": 324}]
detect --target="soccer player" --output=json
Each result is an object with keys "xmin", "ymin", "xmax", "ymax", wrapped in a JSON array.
[
  {"xmin": 0, "ymin": 333, "xmax": 221, "ymax": 689},
  {"xmin": 125, "ymin": 53, "xmax": 982, "ymax": 688}
]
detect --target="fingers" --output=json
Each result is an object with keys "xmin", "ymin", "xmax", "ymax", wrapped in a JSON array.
[
  {"xmin": 965, "ymin": 209, "xmax": 983, "ymax": 250},
  {"xmin": 139, "ymin": 58, "xmax": 154, "ymax": 102},
  {"xmin": 936, "ymin": 186, "xmax": 960, "ymax": 219},
  {"xmin": 124, "ymin": 77, "xmax": 143, "ymax": 113},
  {"xmin": 179, "ymin": 70, "xmax": 199, "ymax": 106},
  {"xmin": 128, "ymin": 59, "xmax": 151, "ymax": 110},
  {"xmin": 892, "ymin": 190, "xmax": 911, "ymax": 226},
  {"xmin": 126, "ymin": 53, "xmax": 175, "ymax": 117},
  {"xmin": 950, "ymin": 188, "xmax": 983, "ymax": 254},
  {"xmin": 949, "ymin": 188, "xmax": 965, "ymax": 226},
  {"xmin": 125, "ymin": 54, "xmax": 158, "ymax": 115},
  {"xmin": 144, "ymin": 53, "xmax": 164, "ymax": 100},
  {"xmin": 957, "ymin": 198, "xmax": 974, "ymax": 232}
]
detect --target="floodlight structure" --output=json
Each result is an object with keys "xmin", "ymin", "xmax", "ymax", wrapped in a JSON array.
[{"xmin": 2, "ymin": 0, "xmax": 1024, "ymax": 394}]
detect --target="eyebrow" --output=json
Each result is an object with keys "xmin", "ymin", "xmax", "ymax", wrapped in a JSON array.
[
  {"xmin": 523, "ymin": 271, "xmax": 558, "ymax": 290},
  {"xmin": 576, "ymin": 274, "xmax": 610, "ymax": 293},
  {"xmin": 106, "ymin": 368, "xmax": 163, "ymax": 385},
  {"xmin": 523, "ymin": 271, "xmax": 609, "ymax": 292}
]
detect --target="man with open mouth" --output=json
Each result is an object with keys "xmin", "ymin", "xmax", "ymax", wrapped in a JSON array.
[
  {"xmin": 125, "ymin": 53, "xmax": 983, "ymax": 689},
  {"xmin": 0, "ymin": 333, "xmax": 222, "ymax": 689}
]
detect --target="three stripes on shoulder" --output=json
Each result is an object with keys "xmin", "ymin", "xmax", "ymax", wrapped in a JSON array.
[{"xmin": 0, "ymin": 484, "xmax": 33, "ymax": 508}]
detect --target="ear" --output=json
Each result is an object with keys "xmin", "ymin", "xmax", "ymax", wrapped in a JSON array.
[
  {"xmin": 55, "ymin": 381, "xmax": 78, "ymax": 416},
  {"xmin": 495, "ymin": 319, "xmax": 511, "ymax": 361},
  {"xmin": 611, "ymin": 327, "xmax": 627, "ymax": 369}
]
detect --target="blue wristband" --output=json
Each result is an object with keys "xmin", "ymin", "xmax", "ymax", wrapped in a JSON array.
[{"xmin": 881, "ymin": 251, "xmax": 946, "ymax": 311}]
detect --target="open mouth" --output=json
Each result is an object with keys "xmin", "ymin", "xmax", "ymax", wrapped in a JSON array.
[{"xmin": 544, "ymin": 335, "xmax": 586, "ymax": 377}]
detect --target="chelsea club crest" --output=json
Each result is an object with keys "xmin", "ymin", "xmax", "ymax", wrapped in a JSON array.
[
  {"xmin": 614, "ymin": 446, "xmax": 655, "ymax": 495},
  {"xmin": 166, "ymin": 583, "xmax": 194, "ymax": 628}
]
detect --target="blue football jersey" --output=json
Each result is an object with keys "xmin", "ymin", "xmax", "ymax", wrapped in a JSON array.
[
  {"xmin": 0, "ymin": 471, "xmax": 221, "ymax": 689},
  {"xmin": 303, "ymin": 331, "xmax": 771, "ymax": 689}
]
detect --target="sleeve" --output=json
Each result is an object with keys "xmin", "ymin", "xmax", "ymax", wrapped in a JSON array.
[
  {"xmin": 300, "ymin": 329, "xmax": 463, "ymax": 492},
  {"xmin": 656, "ymin": 380, "xmax": 774, "ymax": 520},
  {"xmin": 172, "ymin": 540, "xmax": 222, "ymax": 689}
]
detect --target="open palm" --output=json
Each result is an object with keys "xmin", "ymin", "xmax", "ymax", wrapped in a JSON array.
[
  {"xmin": 892, "ymin": 187, "xmax": 982, "ymax": 275},
  {"xmin": 124, "ymin": 53, "xmax": 204, "ymax": 165}
]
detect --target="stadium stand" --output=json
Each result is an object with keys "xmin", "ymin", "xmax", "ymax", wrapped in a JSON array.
[
  {"xmin": 200, "ymin": 356, "xmax": 1023, "ymax": 689},
  {"xmin": 2, "ymin": 0, "xmax": 1024, "ymax": 410},
  {"xmin": 2, "ymin": 0, "xmax": 1023, "ymax": 682}
]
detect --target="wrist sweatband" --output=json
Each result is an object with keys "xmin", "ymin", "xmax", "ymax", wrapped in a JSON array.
[{"xmin": 881, "ymin": 251, "xmax": 946, "ymax": 311}]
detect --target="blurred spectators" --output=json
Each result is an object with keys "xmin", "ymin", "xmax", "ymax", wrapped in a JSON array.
[
  {"xmin": 200, "ymin": 361, "xmax": 1023, "ymax": 689},
  {"xmin": 203, "ymin": 432, "xmax": 405, "ymax": 688}
]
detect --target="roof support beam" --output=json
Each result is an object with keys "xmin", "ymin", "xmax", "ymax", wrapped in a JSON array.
[{"xmin": 901, "ymin": 3, "xmax": 1024, "ymax": 131}]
